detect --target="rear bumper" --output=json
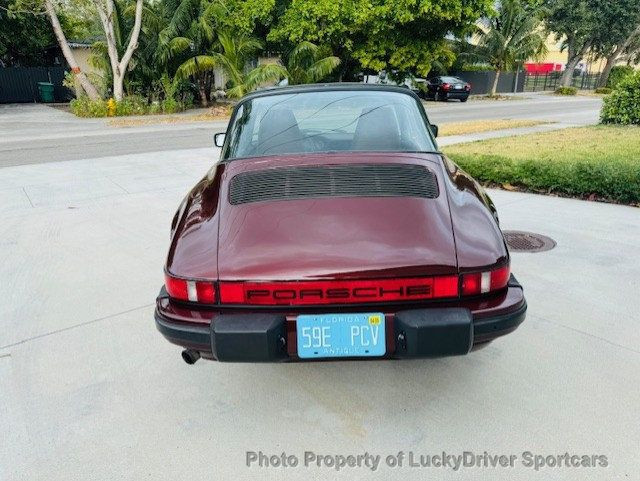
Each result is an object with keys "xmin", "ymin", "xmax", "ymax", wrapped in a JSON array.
[
  {"xmin": 155, "ymin": 276, "xmax": 526, "ymax": 362},
  {"xmin": 442, "ymin": 91, "xmax": 469, "ymax": 98}
]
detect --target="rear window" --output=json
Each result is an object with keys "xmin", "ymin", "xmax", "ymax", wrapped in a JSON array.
[{"xmin": 222, "ymin": 90, "xmax": 436, "ymax": 160}]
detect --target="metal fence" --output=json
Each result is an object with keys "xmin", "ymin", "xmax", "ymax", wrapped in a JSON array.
[
  {"xmin": 451, "ymin": 70, "xmax": 525, "ymax": 95},
  {"xmin": 0, "ymin": 66, "xmax": 73, "ymax": 103},
  {"xmin": 524, "ymin": 71, "xmax": 601, "ymax": 92}
]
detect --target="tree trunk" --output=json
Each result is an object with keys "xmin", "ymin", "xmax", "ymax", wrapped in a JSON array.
[
  {"xmin": 114, "ymin": 0, "xmax": 143, "ymax": 100},
  {"xmin": 597, "ymin": 50, "xmax": 620, "ymax": 88},
  {"xmin": 198, "ymin": 76, "xmax": 208, "ymax": 107},
  {"xmin": 96, "ymin": 0, "xmax": 144, "ymax": 101},
  {"xmin": 597, "ymin": 24, "xmax": 640, "ymax": 88},
  {"xmin": 490, "ymin": 69, "xmax": 501, "ymax": 96},
  {"xmin": 43, "ymin": 0, "xmax": 100, "ymax": 100},
  {"xmin": 113, "ymin": 74, "xmax": 125, "ymax": 102},
  {"xmin": 205, "ymin": 71, "xmax": 213, "ymax": 104},
  {"xmin": 560, "ymin": 41, "xmax": 591, "ymax": 87}
]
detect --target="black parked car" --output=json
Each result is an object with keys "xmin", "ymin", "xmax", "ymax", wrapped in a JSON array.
[{"xmin": 426, "ymin": 76, "xmax": 471, "ymax": 102}]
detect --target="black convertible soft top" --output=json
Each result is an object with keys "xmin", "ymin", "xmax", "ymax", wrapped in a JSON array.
[{"xmin": 238, "ymin": 82, "xmax": 422, "ymax": 103}]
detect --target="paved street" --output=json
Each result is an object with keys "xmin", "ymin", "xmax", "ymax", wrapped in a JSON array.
[
  {"xmin": 0, "ymin": 93, "xmax": 602, "ymax": 166},
  {"xmin": 1, "ymin": 96, "xmax": 637, "ymax": 480}
]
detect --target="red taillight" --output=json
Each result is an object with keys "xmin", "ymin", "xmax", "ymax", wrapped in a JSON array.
[
  {"xmin": 165, "ymin": 274, "xmax": 188, "ymax": 300},
  {"xmin": 164, "ymin": 273, "xmax": 216, "ymax": 304},
  {"xmin": 219, "ymin": 276, "xmax": 460, "ymax": 306},
  {"xmin": 195, "ymin": 281, "xmax": 216, "ymax": 303},
  {"xmin": 433, "ymin": 275, "xmax": 459, "ymax": 298},
  {"xmin": 441, "ymin": 83, "xmax": 450, "ymax": 90},
  {"xmin": 461, "ymin": 272, "xmax": 482, "ymax": 296},
  {"xmin": 490, "ymin": 265, "xmax": 510, "ymax": 291},
  {"xmin": 461, "ymin": 264, "xmax": 510, "ymax": 296}
]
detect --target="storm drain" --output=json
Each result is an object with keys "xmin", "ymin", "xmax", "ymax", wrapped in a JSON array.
[{"xmin": 503, "ymin": 231, "xmax": 556, "ymax": 253}]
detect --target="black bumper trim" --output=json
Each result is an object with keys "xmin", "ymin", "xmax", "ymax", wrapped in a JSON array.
[
  {"xmin": 394, "ymin": 307, "xmax": 473, "ymax": 358},
  {"xmin": 155, "ymin": 311, "xmax": 210, "ymax": 349},
  {"xmin": 474, "ymin": 300, "xmax": 527, "ymax": 338},
  {"xmin": 211, "ymin": 314, "xmax": 288, "ymax": 362}
]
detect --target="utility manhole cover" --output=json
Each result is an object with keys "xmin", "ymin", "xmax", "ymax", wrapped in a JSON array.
[{"xmin": 503, "ymin": 230, "xmax": 556, "ymax": 253}]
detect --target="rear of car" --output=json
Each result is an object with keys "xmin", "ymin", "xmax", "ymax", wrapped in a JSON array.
[
  {"xmin": 155, "ymin": 85, "xmax": 525, "ymax": 363},
  {"xmin": 156, "ymin": 273, "xmax": 525, "ymax": 362},
  {"xmin": 428, "ymin": 76, "xmax": 471, "ymax": 102}
]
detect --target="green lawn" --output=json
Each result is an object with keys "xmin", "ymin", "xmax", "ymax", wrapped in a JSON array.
[{"xmin": 443, "ymin": 125, "xmax": 640, "ymax": 205}]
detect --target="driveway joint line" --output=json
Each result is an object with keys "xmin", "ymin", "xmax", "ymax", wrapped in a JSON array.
[
  {"xmin": 22, "ymin": 187, "xmax": 34, "ymax": 208},
  {"xmin": 0, "ymin": 304, "xmax": 154, "ymax": 350},
  {"xmin": 106, "ymin": 176, "xmax": 131, "ymax": 194},
  {"xmin": 531, "ymin": 314, "xmax": 640, "ymax": 355}
]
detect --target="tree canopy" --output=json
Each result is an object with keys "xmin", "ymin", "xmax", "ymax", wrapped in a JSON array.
[
  {"xmin": 545, "ymin": 0, "xmax": 640, "ymax": 85},
  {"xmin": 268, "ymin": 0, "xmax": 494, "ymax": 81},
  {"xmin": 4, "ymin": 0, "xmax": 640, "ymax": 104},
  {"xmin": 1, "ymin": 0, "xmax": 53, "ymax": 66}
]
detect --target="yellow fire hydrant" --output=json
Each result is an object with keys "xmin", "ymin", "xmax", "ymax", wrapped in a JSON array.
[{"xmin": 107, "ymin": 98, "xmax": 116, "ymax": 117}]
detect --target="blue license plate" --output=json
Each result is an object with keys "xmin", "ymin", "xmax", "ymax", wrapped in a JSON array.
[{"xmin": 296, "ymin": 313, "xmax": 386, "ymax": 359}]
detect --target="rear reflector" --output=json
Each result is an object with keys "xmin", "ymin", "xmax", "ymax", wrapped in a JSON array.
[
  {"xmin": 219, "ymin": 276, "xmax": 460, "ymax": 306},
  {"xmin": 461, "ymin": 264, "xmax": 510, "ymax": 296},
  {"xmin": 164, "ymin": 273, "xmax": 216, "ymax": 304}
]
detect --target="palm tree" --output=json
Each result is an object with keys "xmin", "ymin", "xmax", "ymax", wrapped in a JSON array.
[
  {"xmin": 473, "ymin": 0, "xmax": 548, "ymax": 96},
  {"xmin": 155, "ymin": 0, "xmax": 227, "ymax": 106},
  {"xmin": 284, "ymin": 41, "xmax": 341, "ymax": 85},
  {"xmin": 176, "ymin": 31, "xmax": 286, "ymax": 99},
  {"xmin": 177, "ymin": 37, "xmax": 341, "ymax": 98}
]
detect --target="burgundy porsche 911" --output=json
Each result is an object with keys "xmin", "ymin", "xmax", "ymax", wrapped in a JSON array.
[{"xmin": 155, "ymin": 84, "xmax": 526, "ymax": 364}]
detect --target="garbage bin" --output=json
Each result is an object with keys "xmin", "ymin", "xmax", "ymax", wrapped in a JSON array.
[{"xmin": 37, "ymin": 82, "xmax": 55, "ymax": 103}]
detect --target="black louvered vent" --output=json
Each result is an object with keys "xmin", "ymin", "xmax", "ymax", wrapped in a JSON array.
[{"xmin": 229, "ymin": 164, "xmax": 439, "ymax": 205}]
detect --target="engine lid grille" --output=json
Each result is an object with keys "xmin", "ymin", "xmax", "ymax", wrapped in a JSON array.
[{"xmin": 229, "ymin": 164, "xmax": 439, "ymax": 205}]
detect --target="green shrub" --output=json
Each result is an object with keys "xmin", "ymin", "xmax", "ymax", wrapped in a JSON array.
[
  {"xmin": 115, "ymin": 95, "xmax": 148, "ymax": 116},
  {"xmin": 595, "ymin": 87, "xmax": 612, "ymax": 94},
  {"xmin": 554, "ymin": 86, "xmax": 577, "ymax": 96},
  {"xmin": 148, "ymin": 102, "xmax": 163, "ymax": 115},
  {"xmin": 601, "ymin": 72, "xmax": 640, "ymax": 125},
  {"xmin": 70, "ymin": 94, "xmax": 191, "ymax": 117},
  {"xmin": 70, "ymin": 95, "xmax": 155, "ymax": 117},
  {"xmin": 70, "ymin": 96, "xmax": 108, "ymax": 117},
  {"xmin": 459, "ymin": 64, "xmax": 496, "ymax": 72},
  {"xmin": 181, "ymin": 92, "xmax": 195, "ymax": 109},
  {"xmin": 161, "ymin": 97, "xmax": 181, "ymax": 114},
  {"xmin": 69, "ymin": 96, "xmax": 89, "ymax": 117},
  {"xmin": 607, "ymin": 65, "xmax": 634, "ymax": 89}
]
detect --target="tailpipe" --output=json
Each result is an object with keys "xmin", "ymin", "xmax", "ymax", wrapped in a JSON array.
[{"xmin": 181, "ymin": 349, "xmax": 201, "ymax": 365}]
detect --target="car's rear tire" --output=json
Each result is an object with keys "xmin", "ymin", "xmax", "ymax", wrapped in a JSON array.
[{"xmin": 460, "ymin": 96, "xmax": 469, "ymax": 102}]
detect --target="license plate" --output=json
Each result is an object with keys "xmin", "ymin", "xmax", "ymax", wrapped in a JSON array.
[
  {"xmin": 296, "ymin": 313, "xmax": 386, "ymax": 359},
  {"xmin": 455, "ymin": 85, "xmax": 463, "ymax": 89}
]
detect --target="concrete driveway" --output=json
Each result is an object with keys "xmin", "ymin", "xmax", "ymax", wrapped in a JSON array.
[{"xmin": 1, "ymin": 144, "xmax": 638, "ymax": 480}]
